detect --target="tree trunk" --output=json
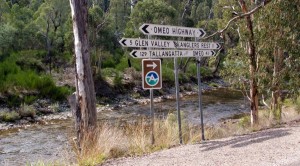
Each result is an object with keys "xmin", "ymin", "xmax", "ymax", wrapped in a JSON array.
[
  {"xmin": 239, "ymin": 0, "xmax": 259, "ymax": 125},
  {"xmin": 69, "ymin": 0, "xmax": 97, "ymax": 149},
  {"xmin": 270, "ymin": 47, "xmax": 283, "ymax": 121}
]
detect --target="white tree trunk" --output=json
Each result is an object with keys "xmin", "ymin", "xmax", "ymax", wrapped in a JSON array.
[{"xmin": 69, "ymin": 0, "xmax": 97, "ymax": 148}]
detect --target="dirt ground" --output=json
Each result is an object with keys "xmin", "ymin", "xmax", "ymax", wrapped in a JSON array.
[{"xmin": 103, "ymin": 123, "xmax": 300, "ymax": 166}]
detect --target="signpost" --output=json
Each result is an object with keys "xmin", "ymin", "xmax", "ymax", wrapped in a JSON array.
[
  {"xmin": 140, "ymin": 24, "xmax": 206, "ymax": 38},
  {"xmin": 119, "ymin": 38, "xmax": 221, "ymax": 50},
  {"xmin": 142, "ymin": 59, "xmax": 162, "ymax": 89},
  {"xmin": 130, "ymin": 49, "xmax": 216, "ymax": 59},
  {"xmin": 119, "ymin": 23, "xmax": 219, "ymax": 143}
]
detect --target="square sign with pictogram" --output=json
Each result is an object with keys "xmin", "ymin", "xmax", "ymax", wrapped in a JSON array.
[{"xmin": 142, "ymin": 59, "xmax": 162, "ymax": 89}]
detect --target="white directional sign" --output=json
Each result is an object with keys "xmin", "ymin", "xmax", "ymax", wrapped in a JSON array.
[
  {"xmin": 140, "ymin": 24, "xmax": 206, "ymax": 38},
  {"xmin": 119, "ymin": 38, "xmax": 221, "ymax": 50},
  {"xmin": 130, "ymin": 50, "xmax": 216, "ymax": 59}
]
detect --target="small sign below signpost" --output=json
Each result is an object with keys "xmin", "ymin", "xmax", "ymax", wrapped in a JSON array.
[{"xmin": 142, "ymin": 59, "xmax": 162, "ymax": 89}]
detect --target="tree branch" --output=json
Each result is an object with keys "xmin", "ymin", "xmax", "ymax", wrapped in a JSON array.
[
  {"xmin": 204, "ymin": 0, "xmax": 272, "ymax": 39},
  {"xmin": 96, "ymin": 6, "xmax": 111, "ymax": 32}
]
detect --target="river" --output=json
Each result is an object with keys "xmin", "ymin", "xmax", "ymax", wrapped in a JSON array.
[{"xmin": 0, "ymin": 88, "xmax": 249, "ymax": 165}]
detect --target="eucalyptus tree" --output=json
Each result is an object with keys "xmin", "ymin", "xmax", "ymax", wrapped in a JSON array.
[
  {"xmin": 33, "ymin": 0, "xmax": 70, "ymax": 73},
  {"xmin": 69, "ymin": 0, "xmax": 97, "ymax": 149},
  {"xmin": 124, "ymin": 0, "xmax": 177, "ymax": 37},
  {"xmin": 254, "ymin": 0, "xmax": 300, "ymax": 121},
  {"xmin": 210, "ymin": 0, "xmax": 273, "ymax": 125}
]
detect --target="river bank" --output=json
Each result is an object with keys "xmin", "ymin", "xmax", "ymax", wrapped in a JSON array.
[
  {"xmin": 0, "ymin": 86, "xmax": 250, "ymax": 165},
  {"xmin": 0, "ymin": 79, "xmax": 228, "ymax": 131},
  {"xmin": 1, "ymin": 85, "xmax": 299, "ymax": 165}
]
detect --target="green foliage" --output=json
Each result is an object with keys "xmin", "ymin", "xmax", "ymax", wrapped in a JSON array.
[
  {"xmin": 125, "ymin": 0, "xmax": 177, "ymax": 37},
  {"xmin": 0, "ymin": 24, "xmax": 17, "ymax": 52},
  {"xmin": 239, "ymin": 116, "xmax": 251, "ymax": 128},
  {"xmin": 102, "ymin": 57, "xmax": 116, "ymax": 68},
  {"xmin": 115, "ymin": 56, "xmax": 141, "ymax": 72},
  {"xmin": 113, "ymin": 72, "xmax": 123, "ymax": 88},
  {"xmin": 0, "ymin": 52, "xmax": 71, "ymax": 106},
  {"xmin": 24, "ymin": 95, "xmax": 38, "ymax": 105},
  {"xmin": 162, "ymin": 65, "xmax": 174, "ymax": 84}
]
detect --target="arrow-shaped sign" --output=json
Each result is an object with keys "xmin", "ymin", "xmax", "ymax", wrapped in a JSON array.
[
  {"xmin": 119, "ymin": 38, "xmax": 221, "ymax": 50},
  {"xmin": 130, "ymin": 50, "xmax": 216, "ymax": 59},
  {"xmin": 139, "ymin": 24, "xmax": 206, "ymax": 38},
  {"xmin": 120, "ymin": 38, "xmax": 127, "ymax": 46},
  {"xmin": 146, "ymin": 62, "xmax": 157, "ymax": 69}
]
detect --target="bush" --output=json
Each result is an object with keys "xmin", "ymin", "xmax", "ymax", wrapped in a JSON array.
[
  {"xmin": 19, "ymin": 104, "xmax": 36, "ymax": 118},
  {"xmin": 162, "ymin": 66, "xmax": 174, "ymax": 83},
  {"xmin": 102, "ymin": 56, "xmax": 116, "ymax": 68},
  {"xmin": 115, "ymin": 57, "xmax": 141, "ymax": 72},
  {"xmin": 0, "ymin": 111, "xmax": 20, "ymax": 122},
  {"xmin": 296, "ymin": 96, "xmax": 300, "ymax": 113},
  {"xmin": 24, "ymin": 95, "xmax": 38, "ymax": 105},
  {"xmin": 239, "ymin": 115, "xmax": 251, "ymax": 128}
]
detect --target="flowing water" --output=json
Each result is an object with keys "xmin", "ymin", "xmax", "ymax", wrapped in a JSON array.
[{"xmin": 0, "ymin": 88, "xmax": 248, "ymax": 165}]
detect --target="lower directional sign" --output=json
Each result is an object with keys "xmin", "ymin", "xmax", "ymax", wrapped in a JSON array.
[
  {"xmin": 142, "ymin": 59, "xmax": 162, "ymax": 89},
  {"xmin": 131, "ymin": 50, "xmax": 216, "ymax": 59}
]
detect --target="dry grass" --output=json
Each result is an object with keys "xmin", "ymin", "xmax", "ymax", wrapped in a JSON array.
[
  {"xmin": 74, "ymin": 105, "xmax": 300, "ymax": 166},
  {"xmin": 204, "ymin": 105, "xmax": 300, "ymax": 141},
  {"xmin": 75, "ymin": 114, "xmax": 203, "ymax": 165}
]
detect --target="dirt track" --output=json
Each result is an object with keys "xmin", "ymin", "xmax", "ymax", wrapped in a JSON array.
[{"xmin": 103, "ymin": 124, "xmax": 300, "ymax": 166}]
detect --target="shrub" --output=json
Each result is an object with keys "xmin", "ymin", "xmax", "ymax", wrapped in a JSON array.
[
  {"xmin": 239, "ymin": 115, "xmax": 251, "ymax": 128},
  {"xmin": 0, "ymin": 111, "xmax": 20, "ymax": 122},
  {"xmin": 162, "ymin": 66, "xmax": 174, "ymax": 83},
  {"xmin": 113, "ymin": 72, "xmax": 123, "ymax": 88},
  {"xmin": 295, "ymin": 96, "xmax": 300, "ymax": 113},
  {"xmin": 115, "ymin": 57, "xmax": 141, "ymax": 72},
  {"xmin": 49, "ymin": 102, "xmax": 60, "ymax": 113},
  {"xmin": 102, "ymin": 56, "xmax": 116, "ymax": 68},
  {"xmin": 24, "ymin": 95, "xmax": 38, "ymax": 105},
  {"xmin": 19, "ymin": 104, "xmax": 36, "ymax": 118}
]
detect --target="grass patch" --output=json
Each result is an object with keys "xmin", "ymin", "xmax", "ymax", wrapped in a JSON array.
[
  {"xmin": 75, "ymin": 114, "xmax": 201, "ymax": 165},
  {"xmin": 19, "ymin": 104, "xmax": 36, "ymax": 118},
  {"xmin": 73, "ymin": 99, "xmax": 300, "ymax": 165},
  {"xmin": 295, "ymin": 96, "xmax": 300, "ymax": 113},
  {"xmin": 0, "ymin": 111, "xmax": 20, "ymax": 122}
]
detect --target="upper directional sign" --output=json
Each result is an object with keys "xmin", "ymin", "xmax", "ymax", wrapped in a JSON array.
[
  {"xmin": 130, "ymin": 50, "xmax": 216, "ymax": 59},
  {"xmin": 119, "ymin": 38, "xmax": 221, "ymax": 50},
  {"xmin": 139, "ymin": 24, "xmax": 206, "ymax": 38}
]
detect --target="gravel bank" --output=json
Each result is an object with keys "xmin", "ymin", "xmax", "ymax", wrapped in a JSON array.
[{"xmin": 103, "ymin": 124, "xmax": 300, "ymax": 166}]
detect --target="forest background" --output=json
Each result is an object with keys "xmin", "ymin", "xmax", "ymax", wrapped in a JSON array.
[{"xmin": 0, "ymin": 0, "xmax": 299, "ymax": 123}]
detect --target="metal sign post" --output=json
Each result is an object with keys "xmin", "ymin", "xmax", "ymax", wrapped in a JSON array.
[
  {"xmin": 174, "ymin": 57, "xmax": 183, "ymax": 144},
  {"xmin": 150, "ymin": 88, "xmax": 154, "ymax": 144},
  {"xmin": 118, "ymin": 23, "xmax": 221, "ymax": 145},
  {"xmin": 197, "ymin": 57, "xmax": 205, "ymax": 141},
  {"xmin": 142, "ymin": 58, "xmax": 161, "ymax": 144}
]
